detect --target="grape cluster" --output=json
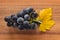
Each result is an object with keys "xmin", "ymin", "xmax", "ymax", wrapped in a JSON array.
[{"xmin": 4, "ymin": 7, "xmax": 41, "ymax": 30}]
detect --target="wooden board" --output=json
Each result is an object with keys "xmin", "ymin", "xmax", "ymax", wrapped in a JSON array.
[{"xmin": 0, "ymin": 0, "xmax": 60, "ymax": 40}]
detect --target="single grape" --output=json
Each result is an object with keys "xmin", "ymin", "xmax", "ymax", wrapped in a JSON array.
[
  {"xmin": 17, "ymin": 17, "xmax": 24, "ymax": 25},
  {"xmin": 11, "ymin": 15, "xmax": 18, "ymax": 22},
  {"xmin": 31, "ymin": 12, "xmax": 38, "ymax": 19},
  {"xmin": 24, "ymin": 14, "xmax": 31, "ymax": 21},
  {"xmin": 4, "ymin": 16, "xmax": 11, "ymax": 22},
  {"xmin": 31, "ymin": 23, "xmax": 38, "ymax": 29}
]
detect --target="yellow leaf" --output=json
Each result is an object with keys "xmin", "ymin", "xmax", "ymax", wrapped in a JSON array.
[{"xmin": 37, "ymin": 8, "xmax": 55, "ymax": 32}]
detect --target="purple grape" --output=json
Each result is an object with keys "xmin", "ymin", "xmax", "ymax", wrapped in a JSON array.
[
  {"xmin": 17, "ymin": 17, "xmax": 24, "ymax": 25},
  {"xmin": 24, "ymin": 14, "xmax": 31, "ymax": 21},
  {"xmin": 31, "ymin": 12, "xmax": 38, "ymax": 19}
]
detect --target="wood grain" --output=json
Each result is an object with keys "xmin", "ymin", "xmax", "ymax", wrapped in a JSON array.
[{"xmin": 0, "ymin": 0, "xmax": 60, "ymax": 40}]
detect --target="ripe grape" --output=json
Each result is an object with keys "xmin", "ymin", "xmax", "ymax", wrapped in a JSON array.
[{"xmin": 17, "ymin": 17, "xmax": 24, "ymax": 25}]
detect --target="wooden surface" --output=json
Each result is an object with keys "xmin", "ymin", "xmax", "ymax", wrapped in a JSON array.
[{"xmin": 0, "ymin": 0, "xmax": 60, "ymax": 40}]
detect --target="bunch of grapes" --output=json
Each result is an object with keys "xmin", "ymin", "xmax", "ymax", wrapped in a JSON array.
[{"xmin": 4, "ymin": 7, "xmax": 41, "ymax": 30}]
